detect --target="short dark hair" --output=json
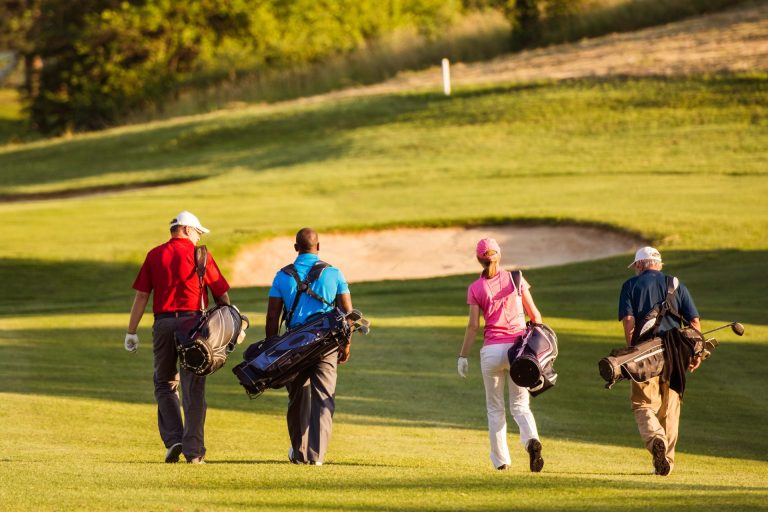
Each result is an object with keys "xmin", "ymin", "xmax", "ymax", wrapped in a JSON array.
[{"xmin": 295, "ymin": 227, "xmax": 318, "ymax": 252}]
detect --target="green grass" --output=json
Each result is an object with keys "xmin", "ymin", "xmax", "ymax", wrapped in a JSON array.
[{"xmin": 0, "ymin": 75, "xmax": 767, "ymax": 510}]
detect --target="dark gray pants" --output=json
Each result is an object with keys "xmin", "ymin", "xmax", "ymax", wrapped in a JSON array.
[
  {"xmin": 153, "ymin": 317, "xmax": 206, "ymax": 461},
  {"xmin": 286, "ymin": 351, "xmax": 338, "ymax": 464}
]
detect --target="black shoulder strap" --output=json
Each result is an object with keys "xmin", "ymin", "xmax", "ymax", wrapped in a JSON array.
[
  {"xmin": 280, "ymin": 261, "xmax": 333, "ymax": 330},
  {"xmin": 510, "ymin": 270, "xmax": 523, "ymax": 297},
  {"xmin": 194, "ymin": 245, "xmax": 208, "ymax": 312}
]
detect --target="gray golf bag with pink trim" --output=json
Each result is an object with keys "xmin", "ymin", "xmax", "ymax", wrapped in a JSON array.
[{"xmin": 508, "ymin": 323, "xmax": 559, "ymax": 397}]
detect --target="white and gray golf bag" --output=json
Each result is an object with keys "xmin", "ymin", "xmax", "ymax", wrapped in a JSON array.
[
  {"xmin": 176, "ymin": 304, "xmax": 249, "ymax": 376},
  {"xmin": 508, "ymin": 323, "xmax": 559, "ymax": 397}
]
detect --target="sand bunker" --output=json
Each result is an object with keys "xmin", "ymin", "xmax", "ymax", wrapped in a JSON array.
[{"xmin": 230, "ymin": 225, "xmax": 644, "ymax": 286}]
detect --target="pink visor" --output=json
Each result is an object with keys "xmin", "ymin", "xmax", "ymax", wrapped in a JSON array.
[{"xmin": 476, "ymin": 238, "xmax": 501, "ymax": 258}]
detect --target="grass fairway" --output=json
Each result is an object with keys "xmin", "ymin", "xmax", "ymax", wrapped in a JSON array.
[{"xmin": 0, "ymin": 76, "xmax": 767, "ymax": 510}]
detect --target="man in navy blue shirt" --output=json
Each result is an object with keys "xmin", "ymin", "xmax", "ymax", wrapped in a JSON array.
[
  {"xmin": 265, "ymin": 228, "xmax": 353, "ymax": 465},
  {"xmin": 618, "ymin": 246, "xmax": 701, "ymax": 476}
]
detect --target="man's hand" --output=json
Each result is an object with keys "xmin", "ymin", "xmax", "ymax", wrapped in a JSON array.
[
  {"xmin": 688, "ymin": 355, "xmax": 702, "ymax": 373},
  {"xmin": 339, "ymin": 343, "xmax": 351, "ymax": 364},
  {"xmin": 457, "ymin": 357, "xmax": 469, "ymax": 378},
  {"xmin": 124, "ymin": 333, "xmax": 139, "ymax": 353}
]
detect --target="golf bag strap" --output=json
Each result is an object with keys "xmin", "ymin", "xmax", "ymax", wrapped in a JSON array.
[
  {"xmin": 510, "ymin": 270, "xmax": 523, "ymax": 297},
  {"xmin": 652, "ymin": 276, "xmax": 687, "ymax": 335},
  {"xmin": 195, "ymin": 245, "xmax": 208, "ymax": 313},
  {"xmin": 280, "ymin": 261, "xmax": 332, "ymax": 330}
]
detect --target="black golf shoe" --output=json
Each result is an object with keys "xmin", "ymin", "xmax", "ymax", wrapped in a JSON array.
[
  {"xmin": 164, "ymin": 442, "xmax": 182, "ymax": 463},
  {"xmin": 527, "ymin": 439, "xmax": 544, "ymax": 473},
  {"xmin": 651, "ymin": 438, "xmax": 671, "ymax": 476}
]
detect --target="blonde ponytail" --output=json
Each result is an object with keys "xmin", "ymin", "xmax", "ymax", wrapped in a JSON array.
[{"xmin": 478, "ymin": 250, "xmax": 500, "ymax": 279}]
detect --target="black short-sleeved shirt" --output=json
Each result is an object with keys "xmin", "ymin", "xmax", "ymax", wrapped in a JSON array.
[{"xmin": 618, "ymin": 269, "xmax": 699, "ymax": 341}]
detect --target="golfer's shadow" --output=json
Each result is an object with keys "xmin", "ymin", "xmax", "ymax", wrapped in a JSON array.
[{"xmin": 205, "ymin": 459, "xmax": 395, "ymax": 467}]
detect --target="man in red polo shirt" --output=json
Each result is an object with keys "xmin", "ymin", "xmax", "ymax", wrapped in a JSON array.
[{"xmin": 125, "ymin": 211, "xmax": 230, "ymax": 464}]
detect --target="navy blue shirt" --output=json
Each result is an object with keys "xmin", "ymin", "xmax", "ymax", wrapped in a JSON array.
[
  {"xmin": 618, "ymin": 270, "xmax": 699, "ymax": 341},
  {"xmin": 269, "ymin": 253, "xmax": 350, "ymax": 329}
]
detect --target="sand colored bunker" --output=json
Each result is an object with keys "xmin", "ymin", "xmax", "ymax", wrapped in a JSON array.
[{"xmin": 231, "ymin": 225, "xmax": 644, "ymax": 286}]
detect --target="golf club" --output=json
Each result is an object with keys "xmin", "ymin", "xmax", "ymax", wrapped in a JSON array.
[{"xmin": 701, "ymin": 322, "xmax": 745, "ymax": 337}]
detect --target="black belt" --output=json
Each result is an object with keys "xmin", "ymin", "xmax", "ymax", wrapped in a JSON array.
[{"xmin": 154, "ymin": 311, "xmax": 199, "ymax": 320}]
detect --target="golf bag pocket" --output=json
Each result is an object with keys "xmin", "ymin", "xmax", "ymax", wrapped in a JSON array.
[
  {"xmin": 176, "ymin": 305, "xmax": 249, "ymax": 376},
  {"xmin": 598, "ymin": 337, "xmax": 664, "ymax": 389},
  {"xmin": 233, "ymin": 308, "xmax": 355, "ymax": 398},
  {"xmin": 508, "ymin": 323, "xmax": 559, "ymax": 397}
]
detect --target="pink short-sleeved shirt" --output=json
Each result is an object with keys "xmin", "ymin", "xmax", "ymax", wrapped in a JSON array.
[{"xmin": 467, "ymin": 271, "xmax": 530, "ymax": 345}]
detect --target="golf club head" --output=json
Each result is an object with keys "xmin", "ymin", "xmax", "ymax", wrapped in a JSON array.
[
  {"xmin": 357, "ymin": 324, "xmax": 370, "ymax": 335},
  {"xmin": 732, "ymin": 322, "xmax": 745, "ymax": 336}
]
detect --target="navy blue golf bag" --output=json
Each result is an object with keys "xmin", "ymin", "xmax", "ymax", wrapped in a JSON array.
[
  {"xmin": 508, "ymin": 323, "xmax": 559, "ymax": 397},
  {"xmin": 232, "ymin": 308, "xmax": 367, "ymax": 398}
]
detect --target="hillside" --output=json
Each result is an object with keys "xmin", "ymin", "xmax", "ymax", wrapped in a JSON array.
[{"xmin": 290, "ymin": 2, "xmax": 768, "ymax": 105}]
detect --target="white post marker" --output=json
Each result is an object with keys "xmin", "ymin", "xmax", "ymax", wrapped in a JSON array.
[{"xmin": 441, "ymin": 58, "xmax": 451, "ymax": 96}]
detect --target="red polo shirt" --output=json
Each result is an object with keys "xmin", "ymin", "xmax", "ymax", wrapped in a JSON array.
[{"xmin": 133, "ymin": 237, "xmax": 230, "ymax": 314}]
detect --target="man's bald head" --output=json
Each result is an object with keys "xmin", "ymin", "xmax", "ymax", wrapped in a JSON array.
[{"xmin": 295, "ymin": 228, "xmax": 319, "ymax": 254}]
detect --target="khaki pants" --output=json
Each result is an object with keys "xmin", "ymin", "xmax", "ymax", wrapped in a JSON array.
[{"xmin": 631, "ymin": 376, "xmax": 680, "ymax": 469}]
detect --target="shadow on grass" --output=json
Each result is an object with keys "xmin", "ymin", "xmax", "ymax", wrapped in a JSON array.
[
  {"xmin": 2, "ymin": 249, "xmax": 766, "ymax": 321},
  {"xmin": 1, "ymin": 319, "xmax": 766, "ymax": 462}
]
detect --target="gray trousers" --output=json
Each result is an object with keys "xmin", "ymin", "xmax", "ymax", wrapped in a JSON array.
[
  {"xmin": 153, "ymin": 317, "xmax": 207, "ymax": 461},
  {"xmin": 286, "ymin": 351, "xmax": 338, "ymax": 464}
]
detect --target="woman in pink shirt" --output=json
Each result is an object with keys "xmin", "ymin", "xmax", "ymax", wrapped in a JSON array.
[{"xmin": 457, "ymin": 238, "xmax": 545, "ymax": 471}]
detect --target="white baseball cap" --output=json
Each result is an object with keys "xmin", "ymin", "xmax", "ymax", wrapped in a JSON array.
[
  {"xmin": 169, "ymin": 211, "xmax": 209, "ymax": 233},
  {"xmin": 628, "ymin": 246, "xmax": 662, "ymax": 268}
]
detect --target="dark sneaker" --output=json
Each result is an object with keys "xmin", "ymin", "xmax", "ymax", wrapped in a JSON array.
[
  {"xmin": 651, "ymin": 438, "xmax": 670, "ymax": 476},
  {"xmin": 496, "ymin": 464, "xmax": 509, "ymax": 471},
  {"xmin": 527, "ymin": 439, "xmax": 544, "ymax": 473},
  {"xmin": 164, "ymin": 442, "xmax": 183, "ymax": 463},
  {"xmin": 288, "ymin": 447, "xmax": 304, "ymax": 464}
]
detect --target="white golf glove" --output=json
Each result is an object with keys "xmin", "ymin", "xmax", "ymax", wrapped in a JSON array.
[
  {"xmin": 457, "ymin": 357, "xmax": 469, "ymax": 378},
  {"xmin": 124, "ymin": 333, "xmax": 139, "ymax": 353}
]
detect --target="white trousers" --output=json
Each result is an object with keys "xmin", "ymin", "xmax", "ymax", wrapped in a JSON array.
[{"xmin": 480, "ymin": 342, "xmax": 539, "ymax": 468}]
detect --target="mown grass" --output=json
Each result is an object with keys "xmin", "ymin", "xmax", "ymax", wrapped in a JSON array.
[{"xmin": 0, "ymin": 75, "xmax": 766, "ymax": 510}]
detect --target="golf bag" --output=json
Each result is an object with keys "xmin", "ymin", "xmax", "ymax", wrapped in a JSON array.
[
  {"xmin": 174, "ymin": 245, "xmax": 249, "ymax": 376},
  {"xmin": 176, "ymin": 304, "xmax": 249, "ymax": 376},
  {"xmin": 232, "ymin": 307, "xmax": 367, "ymax": 398},
  {"xmin": 508, "ymin": 323, "xmax": 559, "ymax": 397},
  {"xmin": 598, "ymin": 327, "xmax": 707, "ymax": 389}
]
